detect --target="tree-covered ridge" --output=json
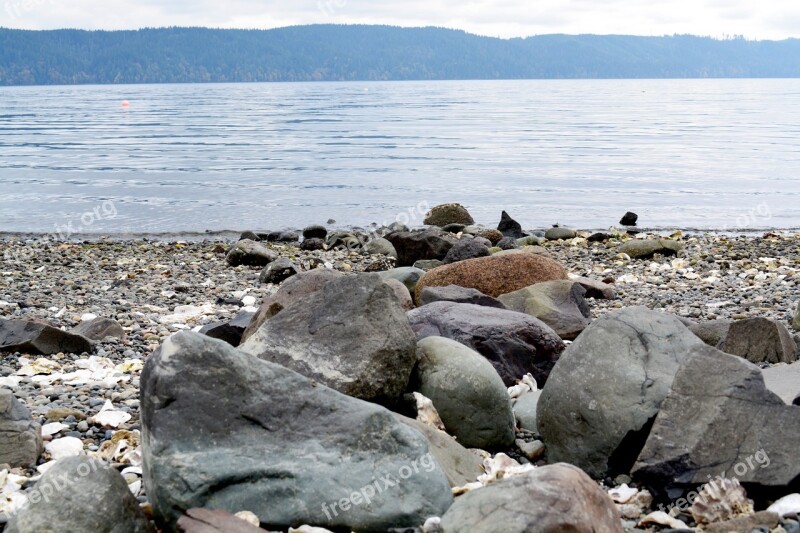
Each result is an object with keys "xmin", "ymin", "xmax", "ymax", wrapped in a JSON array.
[{"xmin": 1, "ymin": 25, "xmax": 800, "ymax": 86}]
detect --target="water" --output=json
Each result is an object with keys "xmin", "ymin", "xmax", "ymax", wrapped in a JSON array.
[{"xmin": 1, "ymin": 79, "xmax": 800, "ymax": 236}]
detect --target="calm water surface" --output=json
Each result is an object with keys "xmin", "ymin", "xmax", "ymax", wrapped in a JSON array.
[{"xmin": 1, "ymin": 79, "xmax": 799, "ymax": 235}]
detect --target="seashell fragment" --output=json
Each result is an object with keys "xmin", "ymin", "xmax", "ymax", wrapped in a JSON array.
[
  {"xmin": 412, "ymin": 392, "xmax": 446, "ymax": 432},
  {"xmin": 690, "ymin": 477, "xmax": 754, "ymax": 525},
  {"xmin": 767, "ymin": 493, "xmax": 800, "ymax": 518},
  {"xmin": 638, "ymin": 511, "xmax": 689, "ymax": 529}
]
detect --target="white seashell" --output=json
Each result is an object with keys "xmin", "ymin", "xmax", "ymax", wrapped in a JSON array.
[
  {"xmin": 767, "ymin": 493, "xmax": 800, "ymax": 518},
  {"xmin": 422, "ymin": 516, "xmax": 442, "ymax": 533},
  {"xmin": 36, "ymin": 461, "xmax": 58, "ymax": 475},
  {"xmin": 520, "ymin": 373, "xmax": 537, "ymax": 391},
  {"xmin": 234, "ymin": 511, "xmax": 260, "ymax": 526},
  {"xmin": 80, "ymin": 313, "xmax": 98, "ymax": 322},
  {"xmin": 126, "ymin": 479, "xmax": 141, "ymax": 496},
  {"xmin": 45, "ymin": 436, "xmax": 84, "ymax": 460},
  {"xmin": 507, "ymin": 383, "xmax": 530, "ymax": 399},
  {"xmin": 41, "ymin": 422, "xmax": 69, "ymax": 437},
  {"xmin": 477, "ymin": 453, "xmax": 535, "ymax": 485},
  {"xmin": 289, "ymin": 526, "xmax": 335, "ymax": 533},
  {"xmin": 412, "ymin": 392, "xmax": 446, "ymax": 432},
  {"xmin": 0, "ymin": 376, "xmax": 22, "ymax": 388},
  {"xmin": 159, "ymin": 303, "xmax": 215, "ymax": 324},
  {"xmin": 638, "ymin": 511, "xmax": 689, "ymax": 529},
  {"xmin": 617, "ymin": 274, "xmax": 639, "ymax": 283},
  {"xmin": 608, "ymin": 483, "xmax": 638, "ymax": 504},
  {"xmin": 690, "ymin": 477, "xmax": 753, "ymax": 525},
  {"xmin": 16, "ymin": 358, "xmax": 61, "ymax": 376},
  {"xmin": 92, "ymin": 400, "xmax": 132, "ymax": 428},
  {"xmin": 242, "ymin": 296, "xmax": 257, "ymax": 307}
]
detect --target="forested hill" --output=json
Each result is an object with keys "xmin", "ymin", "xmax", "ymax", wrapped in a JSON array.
[{"xmin": 2, "ymin": 25, "xmax": 800, "ymax": 86}]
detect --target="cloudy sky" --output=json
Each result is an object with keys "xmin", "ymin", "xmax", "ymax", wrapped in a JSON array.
[{"xmin": 3, "ymin": 0, "xmax": 800, "ymax": 40}]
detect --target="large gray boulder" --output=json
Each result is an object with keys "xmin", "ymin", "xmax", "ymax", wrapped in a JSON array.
[
  {"xmin": 7, "ymin": 456, "xmax": 152, "ymax": 533},
  {"xmin": 537, "ymin": 307, "xmax": 704, "ymax": 478},
  {"xmin": 363, "ymin": 238, "xmax": 398, "ymax": 258},
  {"xmin": 226, "ymin": 239, "xmax": 277, "ymax": 267},
  {"xmin": 0, "ymin": 318, "xmax": 92, "ymax": 355},
  {"xmin": 240, "ymin": 274, "xmax": 417, "ymax": 406},
  {"xmin": 142, "ymin": 332, "xmax": 452, "ymax": 532},
  {"xmin": 0, "ymin": 389, "xmax": 42, "ymax": 467},
  {"xmin": 407, "ymin": 302, "xmax": 564, "ymax": 387},
  {"xmin": 498, "ymin": 280, "xmax": 592, "ymax": 340},
  {"xmin": 419, "ymin": 285, "xmax": 506, "ymax": 309},
  {"xmin": 424, "ymin": 203, "xmax": 475, "ymax": 227},
  {"xmin": 441, "ymin": 239, "xmax": 490, "ymax": 265},
  {"xmin": 633, "ymin": 344, "xmax": 800, "ymax": 501},
  {"xmin": 385, "ymin": 230, "xmax": 456, "ymax": 267},
  {"xmin": 378, "ymin": 267, "xmax": 426, "ymax": 294},
  {"xmin": 717, "ymin": 317, "xmax": 797, "ymax": 364},
  {"xmin": 689, "ymin": 319, "xmax": 732, "ymax": 347},
  {"xmin": 413, "ymin": 337, "xmax": 515, "ymax": 449},
  {"xmin": 440, "ymin": 464, "xmax": 623, "ymax": 533},
  {"xmin": 241, "ymin": 269, "xmax": 344, "ymax": 343}
]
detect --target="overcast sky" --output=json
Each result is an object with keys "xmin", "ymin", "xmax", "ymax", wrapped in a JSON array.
[{"xmin": 3, "ymin": 0, "xmax": 800, "ymax": 40}]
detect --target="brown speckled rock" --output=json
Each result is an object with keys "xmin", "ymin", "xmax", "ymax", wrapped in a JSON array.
[{"xmin": 414, "ymin": 253, "xmax": 568, "ymax": 304}]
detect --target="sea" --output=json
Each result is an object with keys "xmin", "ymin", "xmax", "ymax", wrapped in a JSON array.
[{"xmin": 1, "ymin": 78, "xmax": 800, "ymax": 237}]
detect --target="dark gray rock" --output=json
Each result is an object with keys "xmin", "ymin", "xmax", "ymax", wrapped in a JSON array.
[
  {"xmin": 439, "ymin": 464, "xmax": 623, "ymax": 533},
  {"xmin": 570, "ymin": 276, "xmax": 616, "ymax": 300},
  {"xmin": 441, "ymin": 239, "xmax": 491, "ymax": 265},
  {"xmin": 689, "ymin": 319, "xmax": 732, "ymax": 347},
  {"xmin": 413, "ymin": 336, "xmax": 515, "ymax": 449},
  {"xmin": 7, "ymin": 456, "xmax": 152, "ymax": 533},
  {"xmin": 419, "ymin": 285, "xmax": 506, "ymax": 309},
  {"xmin": 71, "ymin": 317, "xmax": 126, "ymax": 341},
  {"xmin": 226, "ymin": 239, "xmax": 278, "ymax": 267},
  {"xmin": 266, "ymin": 231, "xmax": 299, "ymax": 243},
  {"xmin": 619, "ymin": 239, "xmax": 683, "ymax": 259},
  {"xmin": 545, "ymin": 227, "xmax": 577, "ymax": 241},
  {"xmin": 497, "ymin": 280, "xmax": 592, "ymax": 341},
  {"xmin": 177, "ymin": 508, "xmax": 267, "ymax": 533},
  {"xmin": 241, "ymin": 269, "xmax": 344, "ymax": 343},
  {"xmin": 258, "ymin": 257, "xmax": 299, "ymax": 284},
  {"xmin": 718, "ymin": 317, "xmax": 797, "ymax": 364},
  {"xmin": 537, "ymin": 307, "xmax": 704, "ymax": 478},
  {"xmin": 0, "ymin": 389, "xmax": 42, "ymax": 467},
  {"xmin": 407, "ymin": 301, "xmax": 564, "ymax": 387},
  {"xmin": 411, "ymin": 260, "xmax": 442, "ymax": 271},
  {"xmin": 496, "ymin": 237, "xmax": 519, "ymax": 250},
  {"xmin": 0, "ymin": 318, "xmax": 92, "ymax": 355},
  {"xmin": 497, "ymin": 211, "xmax": 527, "ymax": 239},
  {"xmin": 385, "ymin": 230, "xmax": 456, "ymax": 267},
  {"xmin": 300, "ymin": 238, "xmax": 325, "ymax": 251},
  {"xmin": 633, "ymin": 344, "xmax": 800, "ymax": 501},
  {"xmin": 199, "ymin": 311, "xmax": 255, "ymax": 347},
  {"xmin": 588, "ymin": 232, "xmax": 612, "ymax": 242},
  {"xmin": 363, "ymin": 238, "xmax": 398, "ymax": 258},
  {"xmin": 378, "ymin": 267, "xmax": 426, "ymax": 293},
  {"xmin": 513, "ymin": 390, "xmax": 542, "ymax": 433},
  {"xmin": 241, "ymin": 274, "xmax": 417, "ymax": 406},
  {"xmin": 423, "ymin": 203, "xmax": 474, "ymax": 227},
  {"xmin": 620, "ymin": 212, "xmax": 639, "ymax": 226},
  {"xmin": 142, "ymin": 332, "xmax": 452, "ymax": 531},
  {"xmin": 239, "ymin": 231, "xmax": 261, "ymax": 242},
  {"xmin": 302, "ymin": 225, "xmax": 327, "ymax": 240}
]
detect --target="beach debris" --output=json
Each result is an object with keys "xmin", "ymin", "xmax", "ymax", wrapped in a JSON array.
[
  {"xmin": 767, "ymin": 493, "xmax": 800, "ymax": 517},
  {"xmin": 638, "ymin": 511, "xmax": 689, "ymax": 529},
  {"xmin": 91, "ymin": 400, "xmax": 131, "ymax": 428},
  {"xmin": 45, "ymin": 436, "xmax": 84, "ymax": 460},
  {"xmin": 413, "ymin": 392, "xmax": 447, "ymax": 432},
  {"xmin": 608, "ymin": 483, "xmax": 639, "ymax": 504},
  {"xmin": 690, "ymin": 477, "xmax": 754, "ymax": 525}
]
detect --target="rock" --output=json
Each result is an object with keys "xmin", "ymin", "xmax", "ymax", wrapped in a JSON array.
[
  {"xmin": 441, "ymin": 239, "xmax": 490, "ymax": 265},
  {"xmin": 142, "ymin": 332, "xmax": 452, "ymax": 531},
  {"xmin": 441, "ymin": 223, "xmax": 466, "ymax": 234},
  {"xmin": 177, "ymin": 508, "xmax": 267, "ymax": 533},
  {"xmin": 0, "ymin": 318, "xmax": 92, "ymax": 355},
  {"xmin": 497, "ymin": 281, "xmax": 592, "ymax": 340},
  {"xmin": 71, "ymin": 317, "xmax": 125, "ymax": 341},
  {"xmin": 569, "ymin": 276, "xmax": 616, "ymax": 300},
  {"xmin": 300, "ymin": 238, "xmax": 325, "ymax": 251},
  {"xmin": 414, "ymin": 253, "xmax": 568, "ymax": 304},
  {"xmin": 620, "ymin": 212, "xmax": 639, "ymax": 226},
  {"xmin": 545, "ymin": 227, "xmax": 577, "ymax": 241},
  {"xmin": 407, "ymin": 302, "xmax": 564, "ymax": 387},
  {"xmin": 395, "ymin": 414, "xmax": 484, "ymax": 488},
  {"xmin": 516, "ymin": 236, "xmax": 542, "ymax": 247},
  {"xmin": 497, "ymin": 211, "xmax": 526, "ymax": 239},
  {"xmin": 383, "ymin": 278, "xmax": 414, "ymax": 311},
  {"xmin": 199, "ymin": 311, "xmax": 255, "ymax": 347},
  {"xmin": 302, "ymin": 225, "xmax": 328, "ymax": 240},
  {"xmin": 241, "ymin": 274, "xmax": 417, "ymax": 406},
  {"xmin": 717, "ymin": 317, "xmax": 797, "ymax": 364},
  {"xmin": 0, "ymin": 389, "xmax": 42, "ymax": 467},
  {"xmin": 266, "ymin": 231, "xmax": 299, "ymax": 243},
  {"xmin": 259, "ymin": 257, "xmax": 299, "ymax": 285},
  {"xmin": 588, "ymin": 232, "xmax": 612, "ymax": 242},
  {"xmin": 385, "ymin": 230, "xmax": 456, "ymax": 267},
  {"xmin": 6, "ymin": 456, "xmax": 152, "ymax": 533},
  {"xmin": 633, "ymin": 344, "xmax": 800, "ymax": 501},
  {"xmin": 364, "ymin": 238, "xmax": 398, "ymax": 258},
  {"xmin": 327, "ymin": 232, "xmax": 361, "ymax": 251},
  {"xmin": 704, "ymin": 511, "xmax": 780, "ymax": 533},
  {"xmin": 378, "ymin": 267, "xmax": 426, "ymax": 293},
  {"xmin": 763, "ymin": 362, "xmax": 800, "ymax": 404},
  {"xmin": 688, "ymin": 319, "xmax": 732, "ymax": 347},
  {"xmin": 226, "ymin": 239, "xmax": 278, "ymax": 267},
  {"xmin": 537, "ymin": 307, "xmax": 704, "ymax": 478},
  {"xmin": 439, "ymin": 464, "xmax": 623, "ymax": 533},
  {"xmin": 241, "ymin": 269, "xmax": 344, "ymax": 343},
  {"xmin": 618, "ymin": 239, "xmax": 683, "ymax": 259},
  {"xmin": 419, "ymin": 285, "xmax": 506, "ymax": 309},
  {"xmin": 794, "ymin": 301, "xmax": 800, "ymax": 331},
  {"xmin": 423, "ymin": 203, "xmax": 474, "ymax": 227},
  {"xmin": 412, "ymin": 337, "xmax": 515, "ymax": 449},
  {"xmin": 477, "ymin": 228, "xmax": 503, "ymax": 245},
  {"xmin": 412, "ymin": 259, "xmax": 442, "ymax": 271},
  {"xmin": 239, "ymin": 230, "xmax": 261, "ymax": 242},
  {"xmin": 494, "ymin": 237, "xmax": 517, "ymax": 250},
  {"xmin": 512, "ymin": 390, "xmax": 542, "ymax": 433}
]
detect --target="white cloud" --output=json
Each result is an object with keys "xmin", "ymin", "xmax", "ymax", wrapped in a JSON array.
[{"xmin": 0, "ymin": 0, "xmax": 798, "ymax": 40}]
